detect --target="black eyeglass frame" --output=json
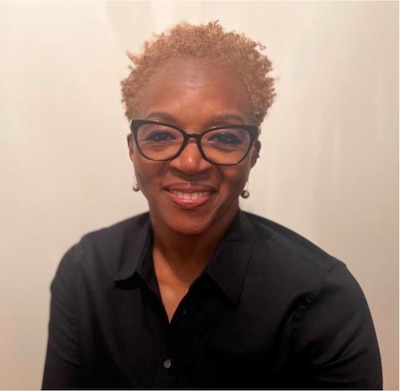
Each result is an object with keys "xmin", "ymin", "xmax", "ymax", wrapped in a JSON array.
[{"xmin": 130, "ymin": 119, "xmax": 259, "ymax": 166}]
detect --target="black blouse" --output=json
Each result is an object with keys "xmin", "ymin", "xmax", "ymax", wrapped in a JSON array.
[{"xmin": 42, "ymin": 211, "xmax": 382, "ymax": 389}]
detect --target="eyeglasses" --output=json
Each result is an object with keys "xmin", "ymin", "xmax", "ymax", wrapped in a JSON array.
[{"xmin": 130, "ymin": 120, "xmax": 259, "ymax": 166}]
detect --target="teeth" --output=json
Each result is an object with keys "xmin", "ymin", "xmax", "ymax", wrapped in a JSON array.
[{"xmin": 172, "ymin": 191, "xmax": 210, "ymax": 200}]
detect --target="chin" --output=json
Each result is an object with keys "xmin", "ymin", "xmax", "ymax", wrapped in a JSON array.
[
  {"xmin": 150, "ymin": 208, "xmax": 215, "ymax": 237},
  {"xmin": 148, "ymin": 195, "xmax": 238, "ymax": 237},
  {"xmin": 168, "ymin": 216, "xmax": 215, "ymax": 237}
]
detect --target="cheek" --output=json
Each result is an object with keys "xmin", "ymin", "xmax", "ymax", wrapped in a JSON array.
[
  {"xmin": 133, "ymin": 157, "xmax": 165, "ymax": 191},
  {"xmin": 221, "ymin": 164, "xmax": 251, "ymax": 193}
]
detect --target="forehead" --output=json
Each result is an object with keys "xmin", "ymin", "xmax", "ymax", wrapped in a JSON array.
[{"xmin": 138, "ymin": 58, "xmax": 253, "ymax": 123}]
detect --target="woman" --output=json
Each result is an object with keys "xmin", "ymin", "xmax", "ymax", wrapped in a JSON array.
[{"xmin": 42, "ymin": 21, "xmax": 382, "ymax": 389}]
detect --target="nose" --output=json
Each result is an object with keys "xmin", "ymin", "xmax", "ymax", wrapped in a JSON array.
[{"xmin": 169, "ymin": 139, "xmax": 212, "ymax": 174}]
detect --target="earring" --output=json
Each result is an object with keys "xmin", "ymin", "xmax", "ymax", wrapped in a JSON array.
[
  {"xmin": 132, "ymin": 176, "xmax": 140, "ymax": 192},
  {"xmin": 240, "ymin": 183, "xmax": 250, "ymax": 199}
]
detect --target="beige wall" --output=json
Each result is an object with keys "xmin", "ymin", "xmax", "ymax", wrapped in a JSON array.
[{"xmin": 0, "ymin": 1, "xmax": 398, "ymax": 389}]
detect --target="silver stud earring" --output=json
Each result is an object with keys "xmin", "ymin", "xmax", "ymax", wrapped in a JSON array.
[
  {"xmin": 240, "ymin": 183, "xmax": 250, "ymax": 199},
  {"xmin": 132, "ymin": 176, "xmax": 140, "ymax": 192}
]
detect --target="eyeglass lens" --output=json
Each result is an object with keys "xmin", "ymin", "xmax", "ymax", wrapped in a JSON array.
[{"xmin": 136, "ymin": 123, "xmax": 252, "ymax": 164}]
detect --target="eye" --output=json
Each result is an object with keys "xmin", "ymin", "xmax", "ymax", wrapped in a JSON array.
[
  {"xmin": 137, "ymin": 123, "xmax": 181, "ymax": 142},
  {"xmin": 207, "ymin": 131, "xmax": 244, "ymax": 145},
  {"xmin": 144, "ymin": 130, "xmax": 177, "ymax": 142}
]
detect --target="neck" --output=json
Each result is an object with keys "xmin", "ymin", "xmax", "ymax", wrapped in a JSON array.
[{"xmin": 151, "ymin": 209, "xmax": 238, "ymax": 286}]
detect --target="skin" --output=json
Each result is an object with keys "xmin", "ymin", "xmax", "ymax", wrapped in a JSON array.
[{"xmin": 127, "ymin": 58, "xmax": 260, "ymax": 320}]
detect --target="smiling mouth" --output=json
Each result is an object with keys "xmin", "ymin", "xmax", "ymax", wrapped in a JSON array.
[
  {"xmin": 170, "ymin": 191, "xmax": 211, "ymax": 200},
  {"xmin": 166, "ymin": 189, "xmax": 213, "ymax": 207}
]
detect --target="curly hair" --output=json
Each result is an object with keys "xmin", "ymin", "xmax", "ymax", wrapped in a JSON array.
[{"xmin": 121, "ymin": 21, "xmax": 275, "ymax": 126}]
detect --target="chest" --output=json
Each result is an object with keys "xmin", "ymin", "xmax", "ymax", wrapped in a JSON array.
[{"xmin": 80, "ymin": 277, "xmax": 290, "ymax": 388}]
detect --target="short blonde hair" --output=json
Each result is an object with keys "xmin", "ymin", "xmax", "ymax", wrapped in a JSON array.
[{"xmin": 121, "ymin": 21, "xmax": 275, "ymax": 126}]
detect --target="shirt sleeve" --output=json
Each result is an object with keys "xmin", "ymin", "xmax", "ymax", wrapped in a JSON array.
[
  {"xmin": 42, "ymin": 245, "xmax": 82, "ymax": 389},
  {"xmin": 290, "ymin": 263, "xmax": 382, "ymax": 389}
]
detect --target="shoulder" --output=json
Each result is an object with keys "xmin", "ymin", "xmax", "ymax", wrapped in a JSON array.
[
  {"xmin": 52, "ymin": 213, "xmax": 150, "ymax": 285},
  {"xmin": 241, "ymin": 212, "xmax": 374, "ymax": 334},
  {"xmin": 243, "ymin": 211, "xmax": 342, "ymax": 275},
  {"xmin": 74, "ymin": 212, "xmax": 149, "ymax": 263},
  {"xmin": 241, "ymin": 212, "xmax": 379, "ymax": 355},
  {"xmin": 79, "ymin": 212, "xmax": 149, "ymax": 250},
  {"xmin": 239, "ymin": 211, "xmax": 366, "ymax": 315}
]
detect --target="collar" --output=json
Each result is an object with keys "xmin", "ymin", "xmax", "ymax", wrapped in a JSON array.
[
  {"xmin": 114, "ymin": 214, "xmax": 153, "ymax": 282},
  {"xmin": 205, "ymin": 210, "xmax": 258, "ymax": 305},
  {"xmin": 114, "ymin": 211, "xmax": 258, "ymax": 305}
]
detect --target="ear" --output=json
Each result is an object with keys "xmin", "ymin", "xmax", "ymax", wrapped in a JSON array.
[
  {"xmin": 127, "ymin": 133, "xmax": 135, "ymax": 162},
  {"xmin": 250, "ymin": 140, "xmax": 261, "ymax": 168}
]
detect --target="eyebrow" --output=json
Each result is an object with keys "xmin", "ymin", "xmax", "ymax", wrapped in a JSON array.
[
  {"xmin": 210, "ymin": 114, "xmax": 245, "ymax": 124},
  {"xmin": 144, "ymin": 112, "xmax": 246, "ymax": 125},
  {"xmin": 145, "ymin": 112, "xmax": 176, "ymax": 122}
]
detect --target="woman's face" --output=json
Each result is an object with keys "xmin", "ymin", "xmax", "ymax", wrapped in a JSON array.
[{"xmin": 127, "ymin": 58, "xmax": 260, "ymax": 236}]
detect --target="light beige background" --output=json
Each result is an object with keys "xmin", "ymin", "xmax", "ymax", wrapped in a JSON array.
[{"xmin": 0, "ymin": 1, "xmax": 398, "ymax": 389}]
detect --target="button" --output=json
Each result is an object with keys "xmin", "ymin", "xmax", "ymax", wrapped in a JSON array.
[
  {"xmin": 163, "ymin": 358, "xmax": 172, "ymax": 369},
  {"xmin": 182, "ymin": 309, "xmax": 187, "ymax": 315}
]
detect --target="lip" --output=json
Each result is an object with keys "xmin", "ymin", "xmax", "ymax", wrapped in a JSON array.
[{"xmin": 164, "ymin": 184, "xmax": 216, "ymax": 208}]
